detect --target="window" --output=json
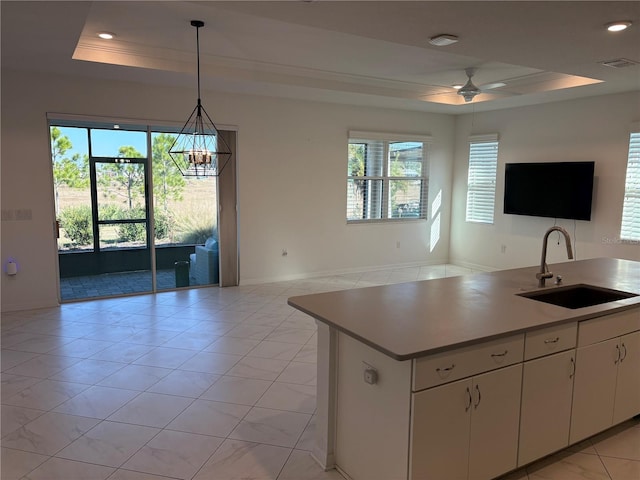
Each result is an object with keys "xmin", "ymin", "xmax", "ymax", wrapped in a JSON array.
[
  {"xmin": 347, "ymin": 131, "xmax": 430, "ymax": 222},
  {"xmin": 621, "ymin": 131, "xmax": 640, "ymax": 241},
  {"xmin": 465, "ymin": 134, "xmax": 499, "ymax": 224}
]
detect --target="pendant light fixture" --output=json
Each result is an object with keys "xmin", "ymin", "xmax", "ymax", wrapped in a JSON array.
[{"xmin": 169, "ymin": 20, "xmax": 231, "ymax": 177}]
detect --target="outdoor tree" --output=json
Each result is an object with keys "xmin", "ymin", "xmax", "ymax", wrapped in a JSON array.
[
  {"xmin": 152, "ymin": 133, "xmax": 185, "ymax": 213},
  {"xmin": 99, "ymin": 145, "xmax": 146, "ymax": 210},
  {"xmin": 50, "ymin": 126, "xmax": 89, "ymax": 214},
  {"xmin": 389, "ymin": 149, "xmax": 408, "ymax": 213},
  {"xmin": 348, "ymin": 143, "xmax": 366, "ymax": 215}
]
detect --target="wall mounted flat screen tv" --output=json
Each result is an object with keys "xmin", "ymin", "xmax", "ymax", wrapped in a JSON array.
[{"xmin": 503, "ymin": 161, "xmax": 595, "ymax": 221}]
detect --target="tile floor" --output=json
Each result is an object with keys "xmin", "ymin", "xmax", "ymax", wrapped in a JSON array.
[{"xmin": 2, "ymin": 264, "xmax": 639, "ymax": 480}]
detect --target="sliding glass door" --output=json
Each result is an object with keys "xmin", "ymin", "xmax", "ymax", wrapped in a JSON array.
[{"xmin": 51, "ymin": 120, "xmax": 222, "ymax": 301}]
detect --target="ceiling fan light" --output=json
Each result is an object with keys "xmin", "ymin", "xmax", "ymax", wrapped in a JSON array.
[
  {"xmin": 461, "ymin": 92, "xmax": 477, "ymax": 102},
  {"xmin": 457, "ymin": 76, "xmax": 481, "ymax": 102}
]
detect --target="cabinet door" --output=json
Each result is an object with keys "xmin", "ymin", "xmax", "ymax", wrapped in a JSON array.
[
  {"xmin": 518, "ymin": 350, "xmax": 575, "ymax": 466},
  {"xmin": 570, "ymin": 338, "xmax": 618, "ymax": 444},
  {"xmin": 468, "ymin": 364, "xmax": 522, "ymax": 480},
  {"xmin": 411, "ymin": 378, "xmax": 471, "ymax": 480},
  {"xmin": 613, "ymin": 331, "xmax": 640, "ymax": 424}
]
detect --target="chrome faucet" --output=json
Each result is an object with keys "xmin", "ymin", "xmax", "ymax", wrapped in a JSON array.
[{"xmin": 537, "ymin": 226, "xmax": 574, "ymax": 287}]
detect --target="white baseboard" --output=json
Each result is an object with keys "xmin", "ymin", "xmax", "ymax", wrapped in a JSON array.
[{"xmin": 239, "ymin": 258, "xmax": 450, "ymax": 286}]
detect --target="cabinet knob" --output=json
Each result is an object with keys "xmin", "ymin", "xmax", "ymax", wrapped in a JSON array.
[
  {"xmin": 620, "ymin": 343, "xmax": 627, "ymax": 362},
  {"xmin": 615, "ymin": 344, "xmax": 621, "ymax": 364},
  {"xmin": 544, "ymin": 337, "xmax": 560, "ymax": 344}
]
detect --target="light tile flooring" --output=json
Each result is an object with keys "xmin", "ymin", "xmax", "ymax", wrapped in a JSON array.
[{"xmin": 2, "ymin": 264, "xmax": 639, "ymax": 480}]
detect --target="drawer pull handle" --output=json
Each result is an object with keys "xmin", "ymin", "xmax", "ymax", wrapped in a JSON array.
[
  {"xmin": 491, "ymin": 350, "xmax": 508, "ymax": 358},
  {"xmin": 615, "ymin": 345, "xmax": 621, "ymax": 364},
  {"xmin": 544, "ymin": 337, "xmax": 560, "ymax": 344},
  {"xmin": 474, "ymin": 384, "xmax": 481, "ymax": 409},
  {"xmin": 620, "ymin": 343, "xmax": 627, "ymax": 362},
  {"xmin": 569, "ymin": 357, "xmax": 575, "ymax": 379},
  {"xmin": 465, "ymin": 387, "xmax": 472, "ymax": 412},
  {"xmin": 436, "ymin": 364, "xmax": 456, "ymax": 376}
]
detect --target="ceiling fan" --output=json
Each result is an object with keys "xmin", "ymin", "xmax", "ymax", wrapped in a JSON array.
[
  {"xmin": 420, "ymin": 67, "xmax": 512, "ymax": 105},
  {"xmin": 456, "ymin": 67, "xmax": 506, "ymax": 102}
]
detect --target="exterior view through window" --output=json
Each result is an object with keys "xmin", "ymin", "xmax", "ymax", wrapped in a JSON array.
[
  {"xmin": 50, "ymin": 120, "xmax": 219, "ymax": 301},
  {"xmin": 347, "ymin": 136, "xmax": 428, "ymax": 222}
]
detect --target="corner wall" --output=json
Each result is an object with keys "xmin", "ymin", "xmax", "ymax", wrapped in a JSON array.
[
  {"xmin": 1, "ymin": 69, "xmax": 454, "ymax": 312},
  {"xmin": 450, "ymin": 91, "xmax": 640, "ymax": 272}
]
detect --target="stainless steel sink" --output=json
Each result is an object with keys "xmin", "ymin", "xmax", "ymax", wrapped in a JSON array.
[{"xmin": 517, "ymin": 284, "xmax": 637, "ymax": 309}]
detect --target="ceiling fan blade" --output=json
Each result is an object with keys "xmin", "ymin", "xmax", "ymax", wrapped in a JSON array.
[{"xmin": 479, "ymin": 81, "xmax": 507, "ymax": 90}]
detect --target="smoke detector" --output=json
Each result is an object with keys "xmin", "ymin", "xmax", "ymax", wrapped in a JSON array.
[{"xmin": 429, "ymin": 34, "xmax": 459, "ymax": 47}]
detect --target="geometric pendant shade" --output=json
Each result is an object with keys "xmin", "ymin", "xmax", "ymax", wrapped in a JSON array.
[{"xmin": 168, "ymin": 20, "xmax": 231, "ymax": 177}]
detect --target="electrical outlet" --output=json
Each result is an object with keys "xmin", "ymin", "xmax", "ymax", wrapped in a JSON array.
[
  {"xmin": 500, "ymin": 244, "xmax": 507, "ymax": 254},
  {"xmin": 282, "ymin": 249, "xmax": 288, "ymax": 257},
  {"xmin": 396, "ymin": 241, "xmax": 401, "ymax": 249},
  {"xmin": 362, "ymin": 361, "xmax": 378, "ymax": 385}
]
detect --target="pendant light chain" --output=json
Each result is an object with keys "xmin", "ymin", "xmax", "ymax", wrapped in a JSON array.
[{"xmin": 195, "ymin": 22, "xmax": 202, "ymax": 105}]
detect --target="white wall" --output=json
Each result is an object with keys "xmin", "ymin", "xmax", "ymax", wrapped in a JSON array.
[
  {"xmin": 1, "ymin": 69, "xmax": 454, "ymax": 311},
  {"xmin": 450, "ymin": 91, "xmax": 640, "ymax": 271}
]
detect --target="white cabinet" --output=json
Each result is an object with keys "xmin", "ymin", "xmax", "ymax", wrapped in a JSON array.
[
  {"xmin": 570, "ymin": 310, "xmax": 640, "ymax": 444},
  {"xmin": 518, "ymin": 350, "xmax": 575, "ymax": 466},
  {"xmin": 570, "ymin": 338, "xmax": 619, "ymax": 443},
  {"xmin": 410, "ymin": 378, "xmax": 470, "ymax": 480},
  {"xmin": 410, "ymin": 364, "xmax": 522, "ymax": 480},
  {"xmin": 468, "ymin": 365, "xmax": 522, "ymax": 480},
  {"xmin": 613, "ymin": 330, "xmax": 640, "ymax": 424}
]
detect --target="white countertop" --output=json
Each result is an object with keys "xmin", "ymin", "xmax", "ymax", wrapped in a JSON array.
[{"xmin": 288, "ymin": 258, "xmax": 640, "ymax": 360}]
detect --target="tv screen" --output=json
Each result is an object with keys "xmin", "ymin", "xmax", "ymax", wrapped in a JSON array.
[{"xmin": 503, "ymin": 162, "xmax": 595, "ymax": 221}]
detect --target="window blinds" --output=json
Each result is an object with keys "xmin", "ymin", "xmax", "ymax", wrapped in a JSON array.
[
  {"xmin": 466, "ymin": 136, "xmax": 499, "ymax": 224},
  {"xmin": 621, "ymin": 131, "xmax": 640, "ymax": 241},
  {"xmin": 347, "ymin": 133, "xmax": 430, "ymax": 222}
]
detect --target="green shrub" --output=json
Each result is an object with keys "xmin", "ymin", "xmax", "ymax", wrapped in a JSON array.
[
  {"xmin": 60, "ymin": 205, "xmax": 93, "ymax": 246},
  {"xmin": 99, "ymin": 204, "xmax": 122, "ymax": 221},
  {"xmin": 175, "ymin": 205, "xmax": 217, "ymax": 244},
  {"xmin": 153, "ymin": 210, "xmax": 173, "ymax": 240},
  {"xmin": 116, "ymin": 207, "xmax": 146, "ymax": 243}
]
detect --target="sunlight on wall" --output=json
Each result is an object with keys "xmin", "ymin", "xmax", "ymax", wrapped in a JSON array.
[
  {"xmin": 430, "ymin": 190, "xmax": 442, "ymax": 252},
  {"xmin": 432, "ymin": 189, "xmax": 442, "ymax": 217}
]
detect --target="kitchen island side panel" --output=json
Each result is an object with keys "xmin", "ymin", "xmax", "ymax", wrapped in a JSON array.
[{"xmin": 335, "ymin": 332, "xmax": 413, "ymax": 480}]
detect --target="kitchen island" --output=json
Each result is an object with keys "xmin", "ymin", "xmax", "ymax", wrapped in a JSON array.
[{"xmin": 288, "ymin": 258, "xmax": 640, "ymax": 480}]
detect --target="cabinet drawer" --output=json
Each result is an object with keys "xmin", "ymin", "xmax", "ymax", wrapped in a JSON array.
[
  {"xmin": 578, "ymin": 308, "xmax": 640, "ymax": 347},
  {"xmin": 524, "ymin": 322, "xmax": 577, "ymax": 360},
  {"xmin": 413, "ymin": 334, "xmax": 524, "ymax": 391}
]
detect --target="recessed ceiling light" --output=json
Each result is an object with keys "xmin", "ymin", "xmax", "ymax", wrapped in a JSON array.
[
  {"xmin": 606, "ymin": 21, "xmax": 632, "ymax": 32},
  {"xmin": 97, "ymin": 32, "xmax": 115, "ymax": 40},
  {"xmin": 429, "ymin": 34, "xmax": 459, "ymax": 47},
  {"xmin": 452, "ymin": 84, "xmax": 463, "ymax": 90}
]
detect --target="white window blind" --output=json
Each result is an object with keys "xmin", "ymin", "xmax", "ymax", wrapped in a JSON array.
[
  {"xmin": 621, "ymin": 131, "xmax": 640, "ymax": 241},
  {"xmin": 347, "ymin": 132, "xmax": 431, "ymax": 223},
  {"xmin": 466, "ymin": 135, "xmax": 499, "ymax": 224}
]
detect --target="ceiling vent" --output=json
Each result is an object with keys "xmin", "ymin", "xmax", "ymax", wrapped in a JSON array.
[{"xmin": 600, "ymin": 58, "xmax": 639, "ymax": 68}]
